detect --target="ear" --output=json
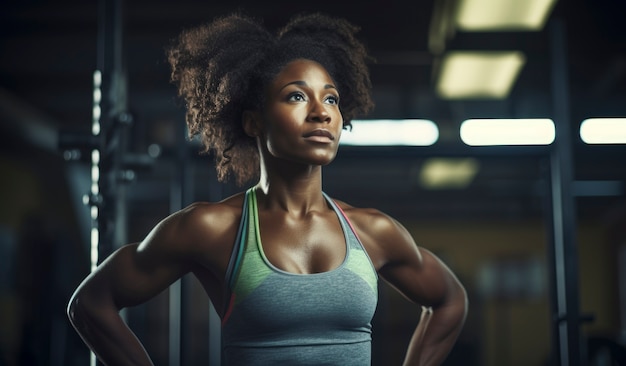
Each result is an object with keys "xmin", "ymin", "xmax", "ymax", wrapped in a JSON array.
[{"xmin": 242, "ymin": 110, "xmax": 261, "ymax": 138}]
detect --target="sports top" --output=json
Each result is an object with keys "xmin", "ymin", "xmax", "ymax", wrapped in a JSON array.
[{"xmin": 221, "ymin": 188, "xmax": 378, "ymax": 365}]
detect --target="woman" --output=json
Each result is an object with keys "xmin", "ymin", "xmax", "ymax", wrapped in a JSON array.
[{"xmin": 67, "ymin": 12, "xmax": 468, "ymax": 365}]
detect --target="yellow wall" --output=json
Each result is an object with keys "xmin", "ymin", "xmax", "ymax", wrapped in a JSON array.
[
  {"xmin": 376, "ymin": 218, "xmax": 622, "ymax": 366},
  {"xmin": 578, "ymin": 222, "xmax": 620, "ymax": 335}
]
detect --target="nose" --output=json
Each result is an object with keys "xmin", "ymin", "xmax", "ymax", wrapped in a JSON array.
[{"xmin": 307, "ymin": 100, "xmax": 331, "ymax": 123}]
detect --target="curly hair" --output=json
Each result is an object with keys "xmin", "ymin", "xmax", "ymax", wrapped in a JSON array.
[{"xmin": 167, "ymin": 12, "xmax": 374, "ymax": 185}]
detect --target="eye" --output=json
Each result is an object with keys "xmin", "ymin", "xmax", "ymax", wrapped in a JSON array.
[
  {"xmin": 325, "ymin": 95, "xmax": 339, "ymax": 105},
  {"xmin": 287, "ymin": 92, "xmax": 306, "ymax": 102}
]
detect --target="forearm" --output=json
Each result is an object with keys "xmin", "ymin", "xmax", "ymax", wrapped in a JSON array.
[
  {"xmin": 68, "ymin": 297, "xmax": 154, "ymax": 366},
  {"xmin": 403, "ymin": 291, "xmax": 468, "ymax": 366}
]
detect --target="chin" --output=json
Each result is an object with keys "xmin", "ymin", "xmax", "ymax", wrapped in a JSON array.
[
  {"xmin": 291, "ymin": 154, "xmax": 337, "ymax": 167},
  {"xmin": 311, "ymin": 152, "xmax": 338, "ymax": 166}
]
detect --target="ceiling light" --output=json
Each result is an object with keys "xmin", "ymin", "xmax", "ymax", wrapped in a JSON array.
[
  {"xmin": 419, "ymin": 157, "xmax": 480, "ymax": 189},
  {"xmin": 460, "ymin": 118, "xmax": 555, "ymax": 145},
  {"xmin": 580, "ymin": 118, "xmax": 626, "ymax": 144},
  {"xmin": 455, "ymin": 0, "xmax": 558, "ymax": 31},
  {"xmin": 436, "ymin": 51, "xmax": 526, "ymax": 99},
  {"xmin": 340, "ymin": 119, "xmax": 439, "ymax": 146}
]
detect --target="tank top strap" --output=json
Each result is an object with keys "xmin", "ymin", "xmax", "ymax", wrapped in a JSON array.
[
  {"xmin": 223, "ymin": 188, "xmax": 252, "ymax": 304},
  {"xmin": 322, "ymin": 192, "xmax": 363, "ymax": 249},
  {"xmin": 322, "ymin": 192, "xmax": 379, "ymax": 290}
]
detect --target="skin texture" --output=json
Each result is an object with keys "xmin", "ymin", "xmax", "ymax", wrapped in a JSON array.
[{"xmin": 67, "ymin": 59, "xmax": 468, "ymax": 366}]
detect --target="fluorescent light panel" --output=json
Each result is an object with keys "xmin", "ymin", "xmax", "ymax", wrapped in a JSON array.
[
  {"xmin": 437, "ymin": 51, "xmax": 526, "ymax": 99},
  {"xmin": 419, "ymin": 157, "xmax": 480, "ymax": 189},
  {"xmin": 580, "ymin": 118, "xmax": 626, "ymax": 144},
  {"xmin": 460, "ymin": 118, "xmax": 555, "ymax": 145},
  {"xmin": 340, "ymin": 119, "xmax": 439, "ymax": 146},
  {"xmin": 455, "ymin": 0, "xmax": 558, "ymax": 31}
]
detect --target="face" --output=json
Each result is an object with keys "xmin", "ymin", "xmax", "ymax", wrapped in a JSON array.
[{"xmin": 252, "ymin": 59, "xmax": 343, "ymax": 167}]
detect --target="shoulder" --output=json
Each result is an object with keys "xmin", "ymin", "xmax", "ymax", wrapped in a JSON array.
[
  {"xmin": 333, "ymin": 199, "xmax": 397, "ymax": 234},
  {"xmin": 139, "ymin": 192, "xmax": 246, "ymax": 260},
  {"xmin": 332, "ymin": 198, "xmax": 410, "ymax": 239},
  {"xmin": 331, "ymin": 198, "xmax": 421, "ymax": 270},
  {"xmin": 175, "ymin": 193, "xmax": 246, "ymax": 238}
]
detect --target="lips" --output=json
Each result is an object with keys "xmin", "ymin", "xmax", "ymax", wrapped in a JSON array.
[{"xmin": 303, "ymin": 129, "xmax": 335, "ymax": 140}]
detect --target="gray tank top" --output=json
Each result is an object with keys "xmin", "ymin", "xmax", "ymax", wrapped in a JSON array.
[{"xmin": 221, "ymin": 188, "xmax": 378, "ymax": 365}]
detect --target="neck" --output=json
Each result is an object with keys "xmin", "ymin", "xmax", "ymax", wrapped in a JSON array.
[{"xmin": 255, "ymin": 156, "xmax": 326, "ymax": 215}]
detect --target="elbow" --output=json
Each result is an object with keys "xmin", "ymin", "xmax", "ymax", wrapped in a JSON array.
[
  {"xmin": 435, "ymin": 277, "xmax": 468, "ymax": 323},
  {"xmin": 67, "ymin": 288, "xmax": 101, "ymax": 332},
  {"xmin": 453, "ymin": 280, "xmax": 469, "ymax": 324},
  {"xmin": 428, "ymin": 279, "xmax": 468, "ymax": 324},
  {"xmin": 456, "ymin": 280, "xmax": 468, "ymax": 306},
  {"xmin": 67, "ymin": 284, "xmax": 121, "ymax": 332},
  {"xmin": 67, "ymin": 290, "xmax": 86, "ymax": 329}
]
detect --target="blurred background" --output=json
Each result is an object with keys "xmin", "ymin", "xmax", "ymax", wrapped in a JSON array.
[{"xmin": 1, "ymin": 0, "xmax": 625, "ymax": 365}]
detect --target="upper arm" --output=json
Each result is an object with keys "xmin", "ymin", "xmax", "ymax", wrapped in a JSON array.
[
  {"xmin": 381, "ymin": 242, "xmax": 464, "ymax": 309},
  {"xmin": 70, "ymin": 205, "xmax": 210, "ymax": 312},
  {"xmin": 349, "ymin": 208, "xmax": 466, "ymax": 309},
  {"xmin": 76, "ymin": 242, "xmax": 188, "ymax": 311}
]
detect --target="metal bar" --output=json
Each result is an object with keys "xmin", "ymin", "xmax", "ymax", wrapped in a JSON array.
[
  {"xmin": 619, "ymin": 245, "xmax": 626, "ymax": 345},
  {"xmin": 168, "ymin": 165, "xmax": 182, "ymax": 366},
  {"xmin": 168, "ymin": 281, "xmax": 182, "ymax": 366},
  {"xmin": 95, "ymin": 0, "xmax": 127, "ymax": 272},
  {"xmin": 548, "ymin": 17, "xmax": 583, "ymax": 366},
  {"xmin": 542, "ymin": 157, "xmax": 560, "ymax": 366},
  {"xmin": 169, "ymin": 118, "xmax": 195, "ymax": 365},
  {"xmin": 207, "ymin": 175, "xmax": 223, "ymax": 366},
  {"xmin": 180, "ymin": 159, "xmax": 194, "ymax": 366},
  {"xmin": 92, "ymin": 1, "xmax": 128, "ymax": 365},
  {"xmin": 208, "ymin": 305, "xmax": 221, "ymax": 366},
  {"xmin": 180, "ymin": 132, "xmax": 193, "ymax": 366}
]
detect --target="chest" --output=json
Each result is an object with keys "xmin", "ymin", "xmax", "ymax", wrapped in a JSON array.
[
  {"xmin": 256, "ymin": 211, "xmax": 346, "ymax": 274},
  {"xmin": 222, "ymin": 195, "xmax": 380, "ymax": 332}
]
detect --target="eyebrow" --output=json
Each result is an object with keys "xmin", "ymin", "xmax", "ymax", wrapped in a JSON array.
[{"xmin": 279, "ymin": 80, "xmax": 337, "ymax": 92}]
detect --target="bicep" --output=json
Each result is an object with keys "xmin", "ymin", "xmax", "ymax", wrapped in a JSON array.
[
  {"xmin": 368, "ymin": 215, "xmax": 463, "ymax": 308},
  {"xmin": 75, "ymin": 241, "xmax": 189, "ymax": 311},
  {"xmin": 380, "ymin": 246, "xmax": 461, "ymax": 308}
]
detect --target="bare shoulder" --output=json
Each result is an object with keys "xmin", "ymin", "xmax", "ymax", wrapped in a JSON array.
[
  {"xmin": 138, "ymin": 191, "xmax": 246, "ymax": 266},
  {"xmin": 172, "ymin": 192, "xmax": 245, "ymax": 243},
  {"xmin": 331, "ymin": 198, "xmax": 420, "ymax": 270},
  {"xmin": 332, "ymin": 199, "xmax": 397, "ymax": 232}
]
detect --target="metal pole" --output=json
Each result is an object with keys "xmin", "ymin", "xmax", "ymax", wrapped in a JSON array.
[
  {"xmin": 548, "ymin": 17, "xmax": 584, "ymax": 366},
  {"xmin": 168, "ymin": 156, "xmax": 182, "ymax": 365},
  {"xmin": 96, "ymin": 0, "xmax": 127, "ymax": 264},
  {"xmin": 169, "ymin": 122, "xmax": 195, "ymax": 365},
  {"xmin": 207, "ymin": 173, "xmax": 223, "ymax": 366},
  {"xmin": 90, "ymin": 0, "xmax": 129, "ymax": 364}
]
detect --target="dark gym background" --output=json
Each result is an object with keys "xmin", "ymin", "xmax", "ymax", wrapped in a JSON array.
[{"xmin": 1, "ymin": 0, "xmax": 625, "ymax": 365}]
